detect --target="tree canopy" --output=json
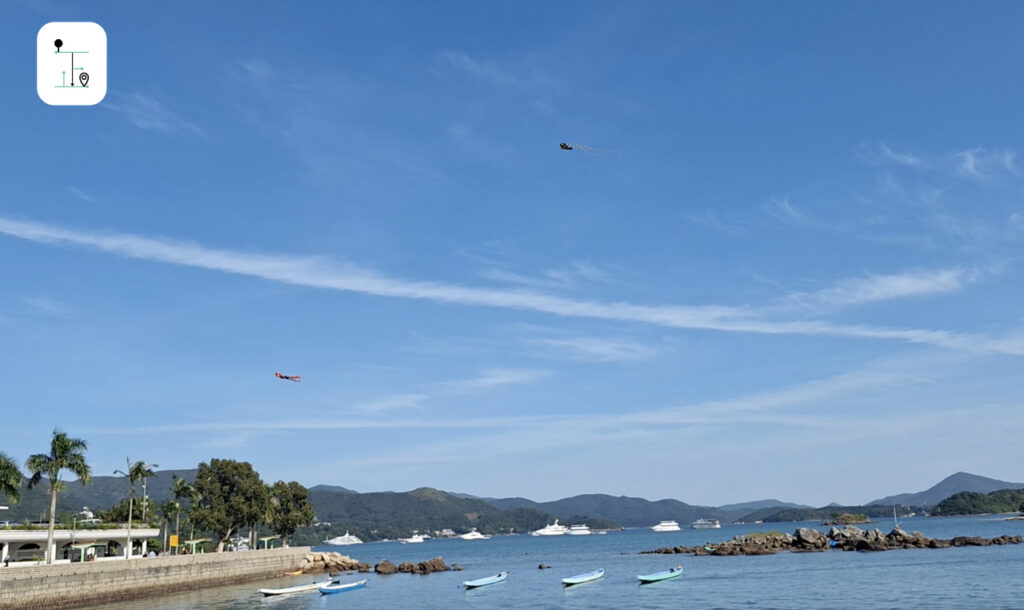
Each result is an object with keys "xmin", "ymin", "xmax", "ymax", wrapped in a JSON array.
[
  {"xmin": 25, "ymin": 429, "xmax": 91, "ymax": 564},
  {"xmin": 191, "ymin": 458, "xmax": 269, "ymax": 551},
  {"xmin": 269, "ymin": 480, "xmax": 315, "ymax": 546}
]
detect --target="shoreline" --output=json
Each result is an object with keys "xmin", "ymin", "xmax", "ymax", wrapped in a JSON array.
[{"xmin": 0, "ymin": 547, "xmax": 312, "ymax": 610}]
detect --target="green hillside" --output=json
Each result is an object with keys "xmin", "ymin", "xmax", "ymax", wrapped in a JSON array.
[{"xmin": 932, "ymin": 488, "xmax": 1024, "ymax": 516}]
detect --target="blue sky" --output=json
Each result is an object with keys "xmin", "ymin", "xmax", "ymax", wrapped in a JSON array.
[{"xmin": 2, "ymin": 1, "xmax": 1023, "ymax": 507}]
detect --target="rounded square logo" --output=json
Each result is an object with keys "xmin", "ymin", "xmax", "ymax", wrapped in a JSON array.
[{"xmin": 37, "ymin": 22, "xmax": 107, "ymax": 106}]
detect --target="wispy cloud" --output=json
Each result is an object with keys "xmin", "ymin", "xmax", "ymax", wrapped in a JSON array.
[
  {"xmin": 0, "ymin": 216, "xmax": 1020, "ymax": 354},
  {"xmin": 480, "ymin": 262, "xmax": 613, "ymax": 290},
  {"xmin": 67, "ymin": 187, "xmax": 96, "ymax": 203},
  {"xmin": 436, "ymin": 368, "xmax": 552, "ymax": 393},
  {"xmin": 23, "ymin": 296, "xmax": 73, "ymax": 317},
  {"xmin": 764, "ymin": 196, "xmax": 807, "ymax": 224},
  {"xmin": 526, "ymin": 336, "xmax": 659, "ymax": 362},
  {"xmin": 353, "ymin": 393, "xmax": 427, "ymax": 414},
  {"xmin": 686, "ymin": 210, "xmax": 747, "ymax": 235},
  {"xmin": 104, "ymin": 93, "xmax": 205, "ymax": 136},
  {"xmin": 437, "ymin": 51, "xmax": 517, "ymax": 87},
  {"xmin": 957, "ymin": 147, "xmax": 1017, "ymax": 179},
  {"xmin": 788, "ymin": 268, "xmax": 974, "ymax": 310},
  {"xmin": 856, "ymin": 142, "xmax": 926, "ymax": 168}
]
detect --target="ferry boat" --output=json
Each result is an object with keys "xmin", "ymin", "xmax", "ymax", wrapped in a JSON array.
[
  {"xmin": 691, "ymin": 518, "xmax": 721, "ymax": 529},
  {"xmin": 567, "ymin": 524, "xmax": 592, "ymax": 535},
  {"xmin": 531, "ymin": 519, "xmax": 569, "ymax": 536},
  {"xmin": 323, "ymin": 531, "xmax": 363, "ymax": 545},
  {"xmin": 651, "ymin": 520, "xmax": 681, "ymax": 532}
]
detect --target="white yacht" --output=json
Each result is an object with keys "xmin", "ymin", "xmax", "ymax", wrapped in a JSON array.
[
  {"xmin": 400, "ymin": 533, "xmax": 426, "ymax": 544},
  {"xmin": 459, "ymin": 528, "xmax": 491, "ymax": 540},
  {"xmin": 651, "ymin": 520, "xmax": 681, "ymax": 532},
  {"xmin": 323, "ymin": 531, "xmax": 363, "ymax": 546},
  {"xmin": 531, "ymin": 519, "xmax": 569, "ymax": 536},
  {"xmin": 691, "ymin": 518, "xmax": 721, "ymax": 529},
  {"xmin": 567, "ymin": 524, "xmax": 593, "ymax": 535}
]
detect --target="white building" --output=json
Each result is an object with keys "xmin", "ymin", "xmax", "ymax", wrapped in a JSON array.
[{"xmin": 1, "ymin": 526, "xmax": 161, "ymax": 565}]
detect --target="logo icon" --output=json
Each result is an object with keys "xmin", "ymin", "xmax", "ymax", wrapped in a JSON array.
[{"xmin": 37, "ymin": 22, "xmax": 107, "ymax": 106}]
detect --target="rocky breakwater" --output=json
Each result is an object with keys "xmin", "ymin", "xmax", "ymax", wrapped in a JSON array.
[
  {"xmin": 300, "ymin": 551, "xmax": 371, "ymax": 574},
  {"xmin": 644, "ymin": 525, "xmax": 1022, "ymax": 556},
  {"xmin": 374, "ymin": 557, "xmax": 460, "ymax": 574}
]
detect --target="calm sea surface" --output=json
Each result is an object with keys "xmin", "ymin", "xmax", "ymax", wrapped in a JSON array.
[{"xmin": 94, "ymin": 516, "xmax": 1024, "ymax": 609}]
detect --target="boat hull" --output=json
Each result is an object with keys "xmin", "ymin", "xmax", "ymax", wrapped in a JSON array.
[
  {"xmin": 260, "ymin": 579, "xmax": 334, "ymax": 596},
  {"xmin": 463, "ymin": 571, "xmax": 508, "ymax": 589},
  {"xmin": 562, "ymin": 568, "xmax": 604, "ymax": 586},
  {"xmin": 637, "ymin": 567, "xmax": 683, "ymax": 584},
  {"xmin": 319, "ymin": 579, "xmax": 368, "ymax": 595}
]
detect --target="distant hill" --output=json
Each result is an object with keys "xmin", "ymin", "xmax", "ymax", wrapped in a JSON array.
[
  {"xmin": 303, "ymin": 486, "xmax": 558, "ymax": 543},
  {"xmin": 309, "ymin": 484, "xmax": 357, "ymax": 494},
  {"xmin": 869, "ymin": 472, "xmax": 1024, "ymax": 507},
  {"xmin": 933, "ymin": 488, "xmax": 1024, "ymax": 516},
  {"xmin": 0, "ymin": 469, "xmax": 197, "ymax": 522},
  {"xmin": 484, "ymin": 493, "xmax": 727, "ymax": 527},
  {"xmin": 717, "ymin": 499, "xmax": 811, "ymax": 512}
]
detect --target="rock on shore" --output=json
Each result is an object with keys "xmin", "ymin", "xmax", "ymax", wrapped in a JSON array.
[
  {"xmin": 300, "ymin": 551, "xmax": 370, "ymax": 573},
  {"xmin": 374, "ymin": 556, "xmax": 451, "ymax": 574},
  {"xmin": 643, "ymin": 525, "xmax": 1022, "ymax": 556}
]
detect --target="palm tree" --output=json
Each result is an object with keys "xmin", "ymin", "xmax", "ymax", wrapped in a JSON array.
[
  {"xmin": 171, "ymin": 476, "xmax": 195, "ymax": 554},
  {"xmin": 0, "ymin": 452, "xmax": 22, "ymax": 503},
  {"xmin": 158, "ymin": 499, "xmax": 177, "ymax": 553},
  {"xmin": 25, "ymin": 429, "xmax": 91, "ymax": 564},
  {"xmin": 113, "ymin": 459, "xmax": 157, "ymax": 558}
]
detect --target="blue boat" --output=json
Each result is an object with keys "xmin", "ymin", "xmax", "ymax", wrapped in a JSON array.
[
  {"xmin": 562, "ymin": 568, "xmax": 604, "ymax": 586},
  {"xmin": 463, "ymin": 571, "xmax": 509, "ymax": 589},
  {"xmin": 319, "ymin": 579, "xmax": 368, "ymax": 595},
  {"xmin": 637, "ymin": 565, "xmax": 682, "ymax": 584}
]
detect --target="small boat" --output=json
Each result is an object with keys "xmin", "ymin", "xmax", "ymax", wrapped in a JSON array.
[
  {"xmin": 283, "ymin": 569, "xmax": 303, "ymax": 576},
  {"xmin": 562, "ymin": 568, "xmax": 604, "ymax": 586},
  {"xmin": 400, "ymin": 533, "xmax": 426, "ymax": 544},
  {"xmin": 319, "ymin": 579, "xmax": 368, "ymax": 595},
  {"xmin": 323, "ymin": 531, "xmax": 363, "ymax": 546},
  {"xmin": 463, "ymin": 571, "xmax": 509, "ymax": 589},
  {"xmin": 651, "ymin": 520, "xmax": 680, "ymax": 532},
  {"xmin": 637, "ymin": 565, "xmax": 682, "ymax": 584},
  {"xmin": 259, "ymin": 578, "xmax": 335, "ymax": 596},
  {"xmin": 690, "ymin": 518, "xmax": 721, "ymax": 529},
  {"xmin": 567, "ymin": 524, "xmax": 592, "ymax": 535},
  {"xmin": 531, "ymin": 519, "xmax": 568, "ymax": 536},
  {"xmin": 459, "ymin": 528, "xmax": 491, "ymax": 540}
]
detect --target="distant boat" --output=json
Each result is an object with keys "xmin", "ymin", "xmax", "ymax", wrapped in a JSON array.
[
  {"xmin": 691, "ymin": 518, "xmax": 721, "ymax": 529},
  {"xmin": 400, "ymin": 533, "xmax": 426, "ymax": 544},
  {"xmin": 651, "ymin": 520, "xmax": 681, "ymax": 532},
  {"xmin": 637, "ymin": 565, "xmax": 683, "ymax": 584},
  {"xmin": 567, "ymin": 524, "xmax": 593, "ymax": 536},
  {"xmin": 562, "ymin": 568, "xmax": 604, "ymax": 586},
  {"xmin": 460, "ymin": 528, "xmax": 491, "ymax": 540},
  {"xmin": 260, "ymin": 578, "xmax": 335, "ymax": 596},
  {"xmin": 319, "ymin": 579, "xmax": 368, "ymax": 595},
  {"xmin": 323, "ymin": 531, "xmax": 363, "ymax": 546},
  {"xmin": 531, "ymin": 519, "xmax": 568, "ymax": 536},
  {"xmin": 463, "ymin": 571, "xmax": 508, "ymax": 589}
]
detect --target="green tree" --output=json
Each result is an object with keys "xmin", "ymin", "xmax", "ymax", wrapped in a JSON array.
[
  {"xmin": 113, "ymin": 460, "xmax": 156, "ymax": 557},
  {"xmin": 191, "ymin": 458, "xmax": 269, "ymax": 552},
  {"xmin": 170, "ymin": 475, "xmax": 196, "ymax": 552},
  {"xmin": 158, "ymin": 499, "xmax": 177, "ymax": 552},
  {"xmin": 0, "ymin": 452, "xmax": 22, "ymax": 504},
  {"xmin": 270, "ymin": 481, "xmax": 315, "ymax": 547},
  {"xmin": 25, "ymin": 429, "xmax": 91, "ymax": 564}
]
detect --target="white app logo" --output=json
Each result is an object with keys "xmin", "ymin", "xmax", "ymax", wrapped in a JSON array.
[{"xmin": 37, "ymin": 22, "xmax": 107, "ymax": 106}]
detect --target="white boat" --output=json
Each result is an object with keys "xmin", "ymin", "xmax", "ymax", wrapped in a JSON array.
[
  {"xmin": 691, "ymin": 518, "xmax": 721, "ymax": 529},
  {"xmin": 651, "ymin": 520, "xmax": 681, "ymax": 532},
  {"xmin": 323, "ymin": 531, "xmax": 363, "ymax": 546},
  {"xmin": 562, "ymin": 568, "xmax": 604, "ymax": 586},
  {"xmin": 567, "ymin": 524, "xmax": 592, "ymax": 535},
  {"xmin": 531, "ymin": 519, "xmax": 568, "ymax": 536},
  {"xmin": 460, "ymin": 528, "xmax": 491, "ymax": 540},
  {"xmin": 400, "ymin": 533, "xmax": 426, "ymax": 544},
  {"xmin": 259, "ymin": 578, "xmax": 334, "ymax": 596},
  {"xmin": 319, "ymin": 579, "xmax": 368, "ymax": 595},
  {"xmin": 463, "ymin": 571, "xmax": 508, "ymax": 589}
]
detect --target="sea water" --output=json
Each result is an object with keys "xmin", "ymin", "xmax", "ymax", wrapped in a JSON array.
[{"xmin": 91, "ymin": 516, "xmax": 1024, "ymax": 609}]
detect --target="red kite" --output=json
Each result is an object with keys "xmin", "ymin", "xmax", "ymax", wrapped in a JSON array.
[{"xmin": 275, "ymin": 372, "xmax": 301, "ymax": 382}]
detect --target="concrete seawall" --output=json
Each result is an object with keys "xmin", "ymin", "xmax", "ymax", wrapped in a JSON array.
[{"xmin": 0, "ymin": 547, "xmax": 311, "ymax": 609}]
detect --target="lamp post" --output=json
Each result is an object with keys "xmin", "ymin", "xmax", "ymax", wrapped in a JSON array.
[{"xmin": 141, "ymin": 463, "xmax": 158, "ymax": 528}]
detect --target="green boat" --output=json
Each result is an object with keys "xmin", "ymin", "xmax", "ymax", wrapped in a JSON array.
[{"xmin": 637, "ymin": 565, "xmax": 682, "ymax": 584}]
